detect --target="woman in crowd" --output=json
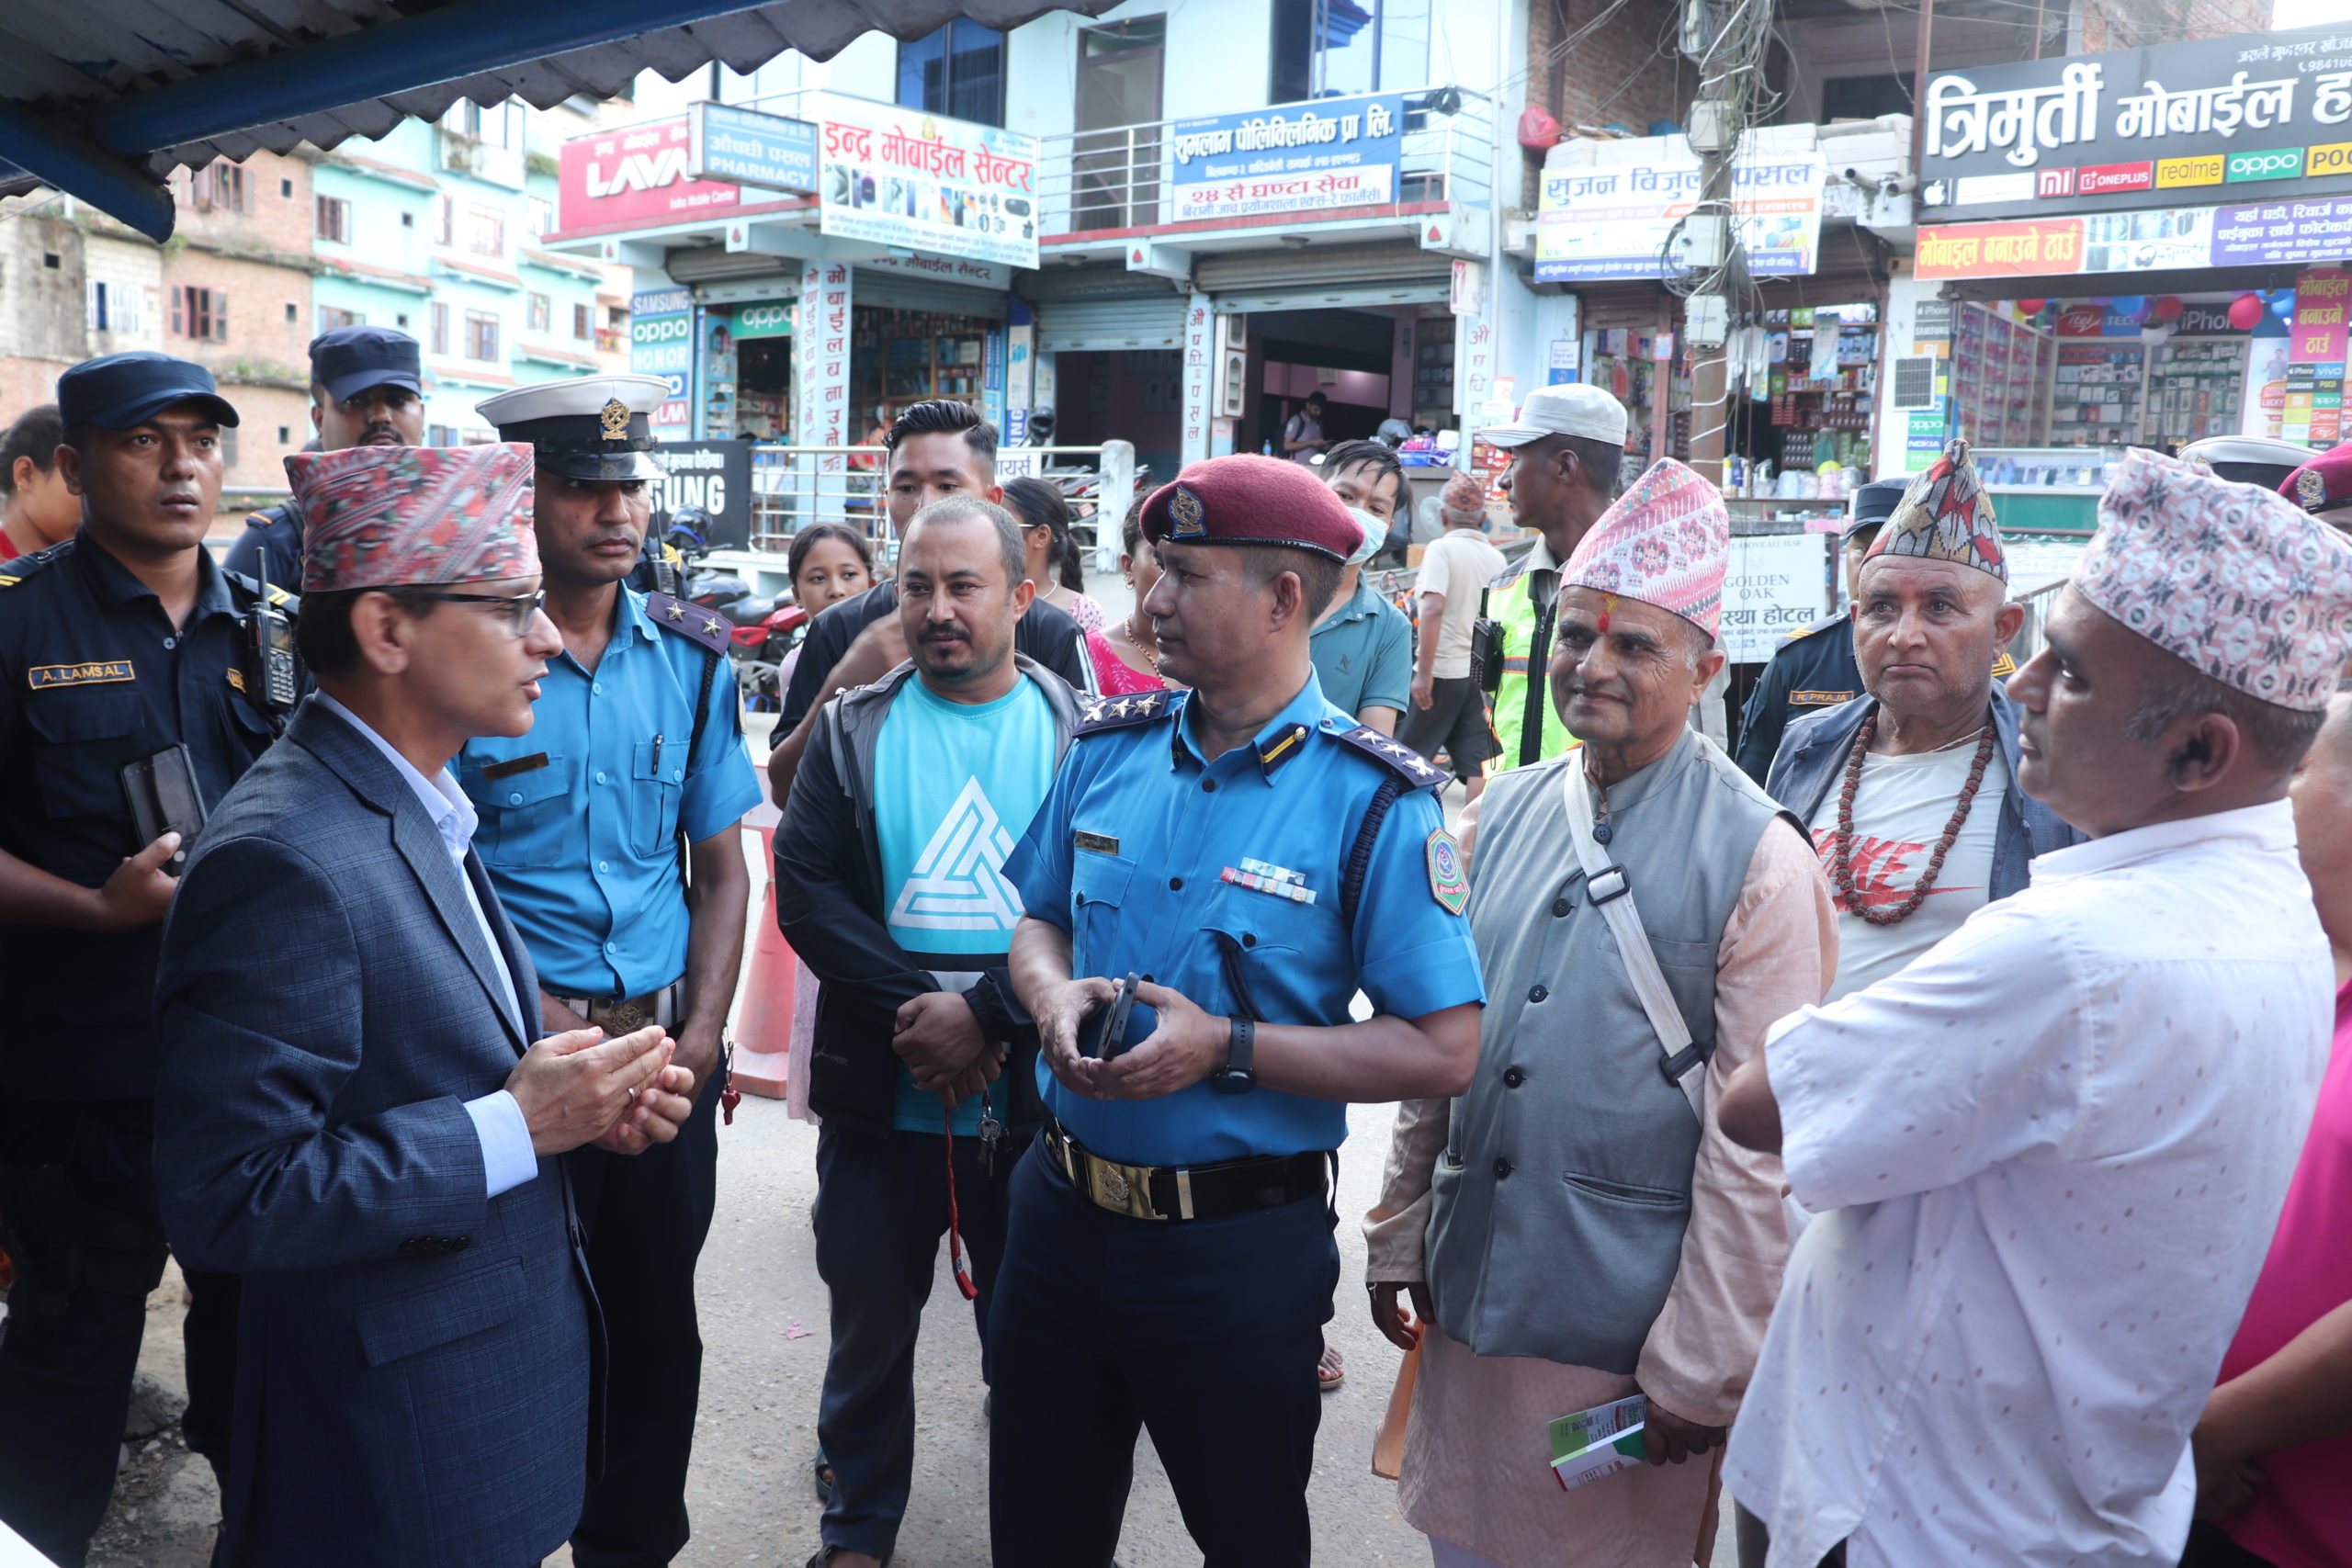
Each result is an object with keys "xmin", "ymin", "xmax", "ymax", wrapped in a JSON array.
[
  {"xmin": 0, "ymin": 405, "xmax": 78, "ymax": 561},
  {"xmin": 1001, "ymin": 475, "xmax": 1105, "ymax": 633},
  {"xmin": 2183, "ymin": 685, "xmax": 2352, "ymax": 1568},
  {"xmin": 1086, "ymin": 502, "xmax": 1172, "ymax": 696}
]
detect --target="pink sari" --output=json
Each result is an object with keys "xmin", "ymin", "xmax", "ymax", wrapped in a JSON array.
[{"xmin": 1086, "ymin": 629, "xmax": 1171, "ymax": 695}]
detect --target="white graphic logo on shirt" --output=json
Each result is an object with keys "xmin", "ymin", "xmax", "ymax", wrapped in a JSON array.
[{"xmin": 889, "ymin": 776, "xmax": 1024, "ymax": 931}]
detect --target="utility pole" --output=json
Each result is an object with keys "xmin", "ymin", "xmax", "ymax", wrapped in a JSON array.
[{"xmin": 1679, "ymin": 0, "xmax": 1742, "ymax": 489}]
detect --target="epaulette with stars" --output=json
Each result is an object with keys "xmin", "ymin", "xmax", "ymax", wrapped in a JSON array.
[
  {"xmin": 1329, "ymin": 723, "xmax": 1451, "ymax": 791},
  {"xmin": 646, "ymin": 590, "xmax": 732, "ymax": 658},
  {"xmin": 1074, "ymin": 688, "xmax": 1178, "ymax": 735}
]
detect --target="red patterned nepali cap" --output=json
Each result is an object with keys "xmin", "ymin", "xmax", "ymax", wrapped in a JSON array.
[
  {"xmin": 1139, "ymin": 454, "xmax": 1364, "ymax": 562},
  {"xmin": 288, "ymin": 444, "xmax": 537, "ymax": 594},
  {"xmin": 1561, "ymin": 458, "xmax": 1729, "ymax": 637},
  {"xmin": 2075, "ymin": 448, "xmax": 2352, "ymax": 713},
  {"xmin": 1866, "ymin": 437, "xmax": 2006, "ymax": 583}
]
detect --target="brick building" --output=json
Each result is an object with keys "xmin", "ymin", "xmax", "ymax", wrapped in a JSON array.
[{"xmin": 1518, "ymin": 0, "xmax": 1688, "ymax": 208}]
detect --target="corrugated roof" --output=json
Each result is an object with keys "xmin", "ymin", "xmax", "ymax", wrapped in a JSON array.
[{"xmin": 5, "ymin": 0, "xmax": 1114, "ymax": 233}]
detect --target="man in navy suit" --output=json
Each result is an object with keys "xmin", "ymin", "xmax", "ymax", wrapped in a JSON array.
[{"xmin": 154, "ymin": 441, "xmax": 695, "ymax": 1568}]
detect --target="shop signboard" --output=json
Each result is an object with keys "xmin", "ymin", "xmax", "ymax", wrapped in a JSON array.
[
  {"xmin": 560, "ymin": 116, "xmax": 745, "ymax": 232},
  {"xmin": 730, "ymin": 300, "xmax": 795, "ymax": 340},
  {"xmin": 1919, "ymin": 22, "xmax": 2352, "ymax": 221},
  {"xmin": 633, "ymin": 288, "xmax": 694, "ymax": 437},
  {"xmin": 648, "ymin": 441, "xmax": 753, "ymax": 548},
  {"xmin": 1169, "ymin": 92, "xmax": 1405, "ymax": 223},
  {"xmin": 1533, "ymin": 146, "xmax": 1826, "ymax": 281},
  {"xmin": 2295, "ymin": 268, "xmax": 2352, "ymax": 362},
  {"xmin": 1917, "ymin": 198, "xmax": 2352, "ymax": 277},
  {"xmin": 688, "ymin": 103, "xmax": 819, "ymax": 196},
  {"xmin": 813, "ymin": 93, "xmax": 1039, "ymax": 270},
  {"xmin": 796, "ymin": 262, "xmax": 854, "ymax": 459},
  {"xmin": 1722, "ymin": 534, "xmax": 1831, "ymax": 663}
]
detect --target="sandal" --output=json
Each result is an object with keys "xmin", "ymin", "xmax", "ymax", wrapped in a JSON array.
[
  {"xmin": 1317, "ymin": 1339, "xmax": 1345, "ymax": 1393},
  {"xmin": 812, "ymin": 1450, "xmax": 834, "ymax": 1506}
]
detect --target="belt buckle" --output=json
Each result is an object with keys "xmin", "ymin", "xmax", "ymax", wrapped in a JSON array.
[
  {"xmin": 1086, "ymin": 1153, "xmax": 1162, "ymax": 1221},
  {"xmin": 601, "ymin": 998, "xmax": 647, "ymax": 1035}
]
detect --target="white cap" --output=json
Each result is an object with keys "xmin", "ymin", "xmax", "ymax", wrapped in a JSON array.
[
  {"xmin": 474, "ymin": 373, "xmax": 672, "ymax": 426},
  {"xmin": 1476, "ymin": 383, "xmax": 1630, "ymax": 450}
]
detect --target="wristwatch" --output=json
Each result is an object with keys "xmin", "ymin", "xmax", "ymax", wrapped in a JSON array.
[{"xmin": 1210, "ymin": 1015, "xmax": 1257, "ymax": 1096}]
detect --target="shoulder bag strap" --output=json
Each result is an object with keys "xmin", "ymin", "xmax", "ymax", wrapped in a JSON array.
[{"xmin": 1558, "ymin": 761, "xmax": 1708, "ymax": 1121}]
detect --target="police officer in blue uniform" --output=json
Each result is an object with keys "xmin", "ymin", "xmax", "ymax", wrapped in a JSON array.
[
  {"xmin": 1731, "ymin": 476, "xmax": 1902, "ymax": 783},
  {"xmin": 996, "ymin": 455, "xmax": 1487, "ymax": 1568},
  {"xmin": 458, "ymin": 374, "xmax": 761, "ymax": 1568},
  {"xmin": 223, "ymin": 325, "xmax": 424, "ymax": 591},
  {"xmin": 0, "ymin": 353, "xmax": 304, "ymax": 1565}
]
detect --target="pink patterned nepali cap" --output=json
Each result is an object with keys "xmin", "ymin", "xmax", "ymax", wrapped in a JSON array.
[
  {"xmin": 1561, "ymin": 457, "xmax": 1730, "ymax": 637},
  {"xmin": 288, "ymin": 444, "xmax": 537, "ymax": 594},
  {"xmin": 2075, "ymin": 447, "xmax": 2352, "ymax": 713}
]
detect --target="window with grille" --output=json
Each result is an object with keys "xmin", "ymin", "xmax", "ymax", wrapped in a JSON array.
[
  {"xmin": 529, "ymin": 197, "xmax": 555, "ymax": 238},
  {"xmin": 317, "ymin": 306, "xmax": 365, "ymax": 333},
  {"xmin": 315, "ymin": 196, "xmax": 353, "ymax": 244},
  {"xmin": 466, "ymin": 207, "xmax": 504, "ymax": 258},
  {"xmin": 528, "ymin": 293, "xmax": 551, "ymax": 333},
  {"xmin": 86, "ymin": 280, "xmax": 144, "ymax": 336},
  {"xmin": 466, "ymin": 311, "xmax": 501, "ymax": 361},
  {"xmin": 171, "ymin": 287, "xmax": 228, "ymax": 341},
  {"xmin": 574, "ymin": 304, "xmax": 593, "ymax": 341},
  {"xmin": 435, "ymin": 197, "xmax": 454, "ymax": 245},
  {"xmin": 430, "ymin": 302, "xmax": 450, "ymax": 355},
  {"xmin": 189, "ymin": 162, "xmax": 250, "ymax": 213}
]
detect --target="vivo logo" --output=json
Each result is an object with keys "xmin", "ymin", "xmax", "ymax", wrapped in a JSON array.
[{"xmin": 586, "ymin": 148, "xmax": 692, "ymax": 198}]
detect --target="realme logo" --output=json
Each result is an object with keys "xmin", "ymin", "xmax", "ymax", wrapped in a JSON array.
[
  {"xmin": 29, "ymin": 661, "xmax": 134, "ymax": 689},
  {"xmin": 2156, "ymin": 154, "xmax": 2224, "ymax": 188}
]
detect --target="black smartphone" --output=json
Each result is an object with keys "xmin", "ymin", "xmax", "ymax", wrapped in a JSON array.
[
  {"xmin": 1080, "ymin": 973, "xmax": 1159, "ymax": 1061},
  {"xmin": 120, "ymin": 746, "xmax": 207, "ymax": 875}
]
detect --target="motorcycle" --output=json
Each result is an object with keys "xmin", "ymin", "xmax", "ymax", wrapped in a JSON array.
[{"xmin": 657, "ymin": 507, "xmax": 807, "ymax": 711}]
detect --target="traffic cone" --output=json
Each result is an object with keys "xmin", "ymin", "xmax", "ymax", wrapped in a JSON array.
[{"xmin": 730, "ymin": 823, "xmax": 797, "ymax": 1099}]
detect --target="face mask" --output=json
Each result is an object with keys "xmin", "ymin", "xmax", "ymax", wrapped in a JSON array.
[{"xmin": 1343, "ymin": 505, "xmax": 1387, "ymax": 567}]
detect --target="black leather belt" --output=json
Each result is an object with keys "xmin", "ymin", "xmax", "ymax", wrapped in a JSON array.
[{"xmin": 1042, "ymin": 1119, "xmax": 1330, "ymax": 1223}]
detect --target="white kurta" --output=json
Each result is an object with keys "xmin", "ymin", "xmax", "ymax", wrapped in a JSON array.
[{"xmin": 1725, "ymin": 801, "xmax": 2334, "ymax": 1568}]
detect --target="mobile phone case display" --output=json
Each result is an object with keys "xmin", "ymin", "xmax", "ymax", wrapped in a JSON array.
[
  {"xmin": 1582, "ymin": 328, "xmax": 1690, "ymax": 466},
  {"xmin": 853, "ymin": 308, "xmax": 990, "ymax": 423},
  {"xmin": 2145, "ymin": 338, "xmax": 2247, "ymax": 446},
  {"xmin": 1414, "ymin": 336, "xmax": 1456, "ymax": 431},
  {"xmin": 2050, "ymin": 342, "xmax": 2147, "ymax": 446},
  {"xmin": 1951, "ymin": 304, "xmax": 2052, "ymax": 448},
  {"xmin": 1763, "ymin": 310, "xmax": 1877, "ymax": 474}
]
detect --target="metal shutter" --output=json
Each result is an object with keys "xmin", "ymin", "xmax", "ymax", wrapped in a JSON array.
[
  {"xmin": 854, "ymin": 271, "xmax": 1009, "ymax": 319},
  {"xmin": 1033, "ymin": 293, "xmax": 1187, "ymax": 353},
  {"xmin": 1195, "ymin": 241, "xmax": 1449, "ymax": 312}
]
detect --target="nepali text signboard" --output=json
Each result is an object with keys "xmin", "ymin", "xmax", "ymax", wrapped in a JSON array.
[
  {"xmin": 1722, "ymin": 534, "xmax": 1831, "ymax": 663},
  {"xmin": 649, "ymin": 440, "xmax": 753, "ymax": 549},
  {"xmin": 1533, "ymin": 144, "xmax": 1826, "ymax": 281},
  {"xmin": 1169, "ymin": 93, "xmax": 1405, "ymax": 223},
  {"xmin": 560, "ymin": 117, "xmax": 748, "ymax": 232},
  {"xmin": 1919, "ymin": 23, "xmax": 2352, "ymax": 221},
  {"xmin": 689, "ymin": 102, "xmax": 819, "ymax": 196},
  {"xmin": 813, "ymin": 94, "xmax": 1039, "ymax": 270},
  {"xmin": 1920, "ymin": 197, "xmax": 2352, "ymax": 277}
]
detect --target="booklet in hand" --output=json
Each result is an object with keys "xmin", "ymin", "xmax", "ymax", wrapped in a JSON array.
[{"xmin": 1548, "ymin": 1393, "xmax": 1647, "ymax": 1491}]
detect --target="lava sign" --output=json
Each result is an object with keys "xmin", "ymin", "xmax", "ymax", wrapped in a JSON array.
[{"xmin": 560, "ymin": 117, "xmax": 743, "ymax": 231}]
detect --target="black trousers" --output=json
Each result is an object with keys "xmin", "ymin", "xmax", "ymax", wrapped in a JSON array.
[
  {"xmin": 987, "ymin": 1141, "xmax": 1340, "ymax": 1568},
  {"xmin": 0, "ymin": 1099, "xmax": 234, "ymax": 1567},
  {"xmin": 2178, "ymin": 1521, "xmax": 2279, "ymax": 1568},
  {"xmin": 812, "ymin": 1120, "xmax": 1020, "ymax": 1562},
  {"xmin": 1735, "ymin": 1502, "xmax": 1847, "ymax": 1568},
  {"xmin": 566, "ymin": 1073, "xmax": 723, "ymax": 1568}
]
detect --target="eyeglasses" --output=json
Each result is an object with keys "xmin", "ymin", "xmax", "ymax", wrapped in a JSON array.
[{"xmin": 412, "ymin": 588, "xmax": 546, "ymax": 637}]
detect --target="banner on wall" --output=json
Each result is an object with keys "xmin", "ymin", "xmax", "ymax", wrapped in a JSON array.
[
  {"xmin": 813, "ymin": 93, "xmax": 1039, "ymax": 270},
  {"xmin": 1722, "ymin": 534, "xmax": 1832, "ymax": 663},
  {"xmin": 795, "ymin": 263, "xmax": 853, "ymax": 460},
  {"xmin": 1534, "ymin": 149, "xmax": 1825, "ymax": 281},
  {"xmin": 648, "ymin": 441, "xmax": 752, "ymax": 547},
  {"xmin": 1921, "ymin": 197, "xmax": 2352, "ymax": 277},
  {"xmin": 560, "ymin": 118, "xmax": 747, "ymax": 232},
  {"xmin": 1170, "ymin": 93, "xmax": 1406, "ymax": 223}
]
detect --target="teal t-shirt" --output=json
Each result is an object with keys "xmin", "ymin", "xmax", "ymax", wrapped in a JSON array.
[{"xmin": 874, "ymin": 672, "xmax": 1059, "ymax": 1134}]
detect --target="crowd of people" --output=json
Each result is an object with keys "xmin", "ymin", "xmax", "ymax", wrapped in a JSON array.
[{"xmin": 0, "ymin": 328, "xmax": 2346, "ymax": 1568}]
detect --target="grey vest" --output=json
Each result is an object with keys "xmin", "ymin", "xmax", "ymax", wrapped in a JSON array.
[{"xmin": 1423, "ymin": 728, "xmax": 1792, "ymax": 1371}]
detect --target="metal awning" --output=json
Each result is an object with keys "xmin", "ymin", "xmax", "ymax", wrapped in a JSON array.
[{"xmin": 1, "ymin": 0, "xmax": 1115, "ymax": 242}]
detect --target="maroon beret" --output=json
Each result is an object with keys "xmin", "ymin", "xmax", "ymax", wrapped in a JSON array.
[
  {"xmin": 2283, "ymin": 443, "xmax": 2352, "ymax": 517},
  {"xmin": 1138, "ymin": 454, "xmax": 1365, "ymax": 562}
]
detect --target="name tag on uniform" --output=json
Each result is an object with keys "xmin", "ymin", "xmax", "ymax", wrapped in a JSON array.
[
  {"xmin": 1790, "ymin": 689, "xmax": 1856, "ymax": 706},
  {"xmin": 1074, "ymin": 829, "xmax": 1121, "ymax": 855},
  {"xmin": 29, "ymin": 660, "xmax": 134, "ymax": 690},
  {"xmin": 482, "ymin": 752, "xmax": 549, "ymax": 780}
]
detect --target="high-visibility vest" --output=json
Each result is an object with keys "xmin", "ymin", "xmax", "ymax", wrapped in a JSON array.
[{"xmin": 1486, "ymin": 560, "xmax": 1576, "ymax": 773}]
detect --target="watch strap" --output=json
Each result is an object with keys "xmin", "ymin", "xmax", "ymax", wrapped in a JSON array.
[{"xmin": 1213, "ymin": 1014, "xmax": 1257, "ymax": 1095}]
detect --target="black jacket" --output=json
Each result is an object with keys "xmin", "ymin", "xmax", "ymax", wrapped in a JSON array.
[{"xmin": 773, "ymin": 657, "xmax": 1082, "ymax": 1134}]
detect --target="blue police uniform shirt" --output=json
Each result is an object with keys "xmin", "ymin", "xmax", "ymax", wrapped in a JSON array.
[
  {"xmin": 458, "ymin": 585, "xmax": 762, "ymax": 998},
  {"xmin": 876, "ymin": 675, "xmax": 1059, "ymax": 1136},
  {"xmin": 1004, "ymin": 671, "xmax": 1486, "ymax": 1168}
]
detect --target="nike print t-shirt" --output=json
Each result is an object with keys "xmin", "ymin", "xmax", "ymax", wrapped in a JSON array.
[
  {"xmin": 874, "ymin": 672, "xmax": 1058, "ymax": 1134},
  {"xmin": 1807, "ymin": 739, "xmax": 2007, "ymax": 1003}
]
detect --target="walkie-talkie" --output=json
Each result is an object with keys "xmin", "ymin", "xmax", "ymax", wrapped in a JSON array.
[{"xmin": 243, "ymin": 562, "xmax": 300, "ymax": 716}]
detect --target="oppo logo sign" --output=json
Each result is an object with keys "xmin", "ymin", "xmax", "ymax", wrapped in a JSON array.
[
  {"xmin": 736, "ymin": 303, "xmax": 792, "ymax": 333},
  {"xmin": 2225, "ymin": 148, "xmax": 2304, "ymax": 183},
  {"xmin": 633, "ymin": 315, "xmax": 690, "ymax": 345}
]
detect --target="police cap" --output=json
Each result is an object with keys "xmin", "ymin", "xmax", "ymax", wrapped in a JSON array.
[
  {"xmin": 475, "ymin": 374, "xmax": 671, "ymax": 482},
  {"xmin": 57, "ymin": 352, "xmax": 239, "ymax": 433},
  {"xmin": 1845, "ymin": 476, "xmax": 1908, "ymax": 539},
  {"xmin": 310, "ymin": 325, "xmax": 422, "ymax": 403},
  {"xmin": 1140, "ymin": 454, "xmax": 1364, "ymax": 562},
  {"xmin": 2282, "ymin": 442, "xmax": 2352, "ymax": 520}
]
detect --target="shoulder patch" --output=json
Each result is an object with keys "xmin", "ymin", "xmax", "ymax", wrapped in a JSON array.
[
  {"xmin": 221, "ymin": 569, "xmax": 299, "ymax": 611},
  {"xmin": 1332, "ymin": 724, "xmax": 1451, "ymax": 790},
  {"xmin": 1074, "ymin": 688, "xmax": 1179, "ymax": 735},
  {"xmin": 1426, "ymin": 829, "xmax": 1469, "ymax": 914},
  {"xmin": 1990, "ymin": 650, "xmax": 2017, "ymax": 679},
  {"xmin": 646, "ymin": 591, "xmax": 732, "ymax": 658}
]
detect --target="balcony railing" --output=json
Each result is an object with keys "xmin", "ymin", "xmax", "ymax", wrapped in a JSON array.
[{"xmin": 1034, "ymin": 87, "xmax": 1497, "ymax": 238}]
